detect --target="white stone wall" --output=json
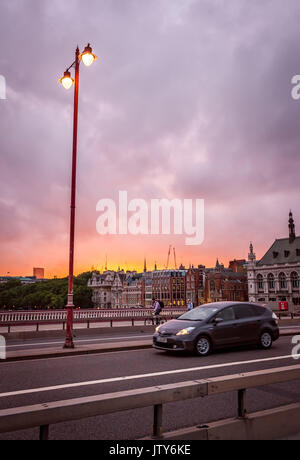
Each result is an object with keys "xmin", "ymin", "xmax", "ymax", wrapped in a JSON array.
[{"xmin": 247, "ymin": 262, "xmax": 300, "ymax": 310}]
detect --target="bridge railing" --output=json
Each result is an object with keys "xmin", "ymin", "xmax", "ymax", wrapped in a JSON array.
[
  {"xmin": 0, "ymin": 364, "xmax": 300, "ymax": 440},
  {"xmin": 0, "ymin": 308, "xmax": 186, "ymax": 331}
]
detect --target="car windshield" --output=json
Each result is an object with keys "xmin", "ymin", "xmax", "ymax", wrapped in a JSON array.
[{"xmin": 178, "ymin": 305, "xmax": 220, "ymax": 321}]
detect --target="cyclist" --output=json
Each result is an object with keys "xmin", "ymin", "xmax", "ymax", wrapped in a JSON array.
[{"xmin": 152, "ymin": 297, "xmax": 161, "ymax": 325}]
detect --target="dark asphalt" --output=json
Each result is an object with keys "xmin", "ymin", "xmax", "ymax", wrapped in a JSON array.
[
  {"xmin": 0, "ymin": 335, "xmax": 300, "ymax": 440},
  {"xmin": 4, "ymin": 321, "xmax": 300, "ymax": 352}
]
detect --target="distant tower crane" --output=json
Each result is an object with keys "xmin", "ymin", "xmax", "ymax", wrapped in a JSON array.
[
  {"xmin": 165, "ymin": 245, "xmax": 172, "ymax": 269},
  {"xmin": 173, "ymin": 247, "xmax": 177, "ymax": 269}
]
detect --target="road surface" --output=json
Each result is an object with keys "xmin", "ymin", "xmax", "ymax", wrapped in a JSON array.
[{"xmin": 0, "ymin": 334, "xmax": 299, "ymax": 439}]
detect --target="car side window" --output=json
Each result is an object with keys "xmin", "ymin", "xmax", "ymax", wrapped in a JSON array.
[
  {"xmin": 233, "ymin": 304, "xmax": 257, "ymax": 319},
  {"xmin": 216, "ymin": 307, "xmax": 235, "ymax": 321}
]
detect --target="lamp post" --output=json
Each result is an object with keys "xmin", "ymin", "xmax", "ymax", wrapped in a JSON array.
[{"xmin": 59, "ymin": 44, "xmax": 97, "ymax": 349}]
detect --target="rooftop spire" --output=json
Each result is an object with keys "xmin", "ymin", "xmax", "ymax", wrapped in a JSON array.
[
  {"xmin": 289, "ymin": 211, "xmax": 296, "ymax": 243},
  {"xmin": 248, "ymin": 242, "xmax": 256, "ymax": 262}
]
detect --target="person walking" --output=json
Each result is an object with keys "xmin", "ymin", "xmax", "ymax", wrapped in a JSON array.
[{"xmin": 187, "ymin": 299, "xmax": 194, "ymax": 311}]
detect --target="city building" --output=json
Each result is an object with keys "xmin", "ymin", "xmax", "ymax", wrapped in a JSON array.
[
  {"xmin": 87, "ymin": 257, "xmax": 248, "ymax": 309},
  {"xmin": 88, "ymin": 270, "xmax": 126, "ymax": 308},
  {"xmin": 247, "ymin": 212, "xmax": 300, "ymax": 311},
  {"xmin": 122, "ymin": 274, "xmax": 145, "ymax": 308},
  {"xmin": 204, "ymin": 259, "xmax": 248, "ymax": 303},
  {"xmin": 152, "ymin": 269, "xmax": 186, "ymax": 307},
  {"xmin": 229, "ymin": 259, "xmax": 247, "ymax": 273},
  {"xmin": 185, "ymin": 265, "xmax": 205, "ymax": 306},
  {"xmin": 142, "ymin": 271, "xmax": 154, "ymax": 307},
  {"xmin": 0, "ymin": 276, "xmax": 45, "ymax": 285}
]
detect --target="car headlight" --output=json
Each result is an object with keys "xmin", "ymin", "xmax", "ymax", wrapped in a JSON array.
[
  {"xmin": 155, "ymin": 325, "xmax": 161, "ymax": 333},
  {"xmin": 176, "ymin": 327, "xmax": 196, "ymax": 336}
]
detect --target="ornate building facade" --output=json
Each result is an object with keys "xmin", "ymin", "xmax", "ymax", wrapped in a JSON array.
[
  {"xmin": 247, "ymin": 212, "xmax": 300, "ymax": 312},
  {"xmin": 204, "ymin": 260, "xmax": 248, "ymax": 303},
  {"xmin": 122, "ymin": 274, "xmax": 145, "ymax": 308},
  {"xmin": 88, "ymin": 270, "xmax": 125, "ymax": 308}
]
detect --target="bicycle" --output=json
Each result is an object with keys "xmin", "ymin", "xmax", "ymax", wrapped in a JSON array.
[{"xmin": 144, "ymin": 313, "xmax": 166, "ymax": 326}]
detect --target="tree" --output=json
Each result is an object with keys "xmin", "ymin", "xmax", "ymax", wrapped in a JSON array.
[{"xmin": 0, "ymin": 273, "xmax": 93, "ymax": 309}]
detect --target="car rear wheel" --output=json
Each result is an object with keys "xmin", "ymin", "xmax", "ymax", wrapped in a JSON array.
[
  {"xmin": 259, "ymin": 331, "xmax": 273, "ymax": 350},
  {"xmin": 195, "ymin": 336, "xmax": 212, "ymax": 356}
]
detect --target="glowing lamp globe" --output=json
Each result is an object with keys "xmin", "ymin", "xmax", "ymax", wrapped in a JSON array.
[
  {"xmin": 59, "ymin": 71, "xmax": 75, "ymax": 90},
  {"xmin": 79, "ymin": 44, "xmax": 98, "ymax": 67}
]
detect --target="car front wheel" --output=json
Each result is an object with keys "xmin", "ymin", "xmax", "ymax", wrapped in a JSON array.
[
  {"xmin": 259, "ymin": 331, "xmax": 273, "ymax": 350},
  {"xmin": 195, "ymin": 336, "xmax": 212, "ymax": 356}
]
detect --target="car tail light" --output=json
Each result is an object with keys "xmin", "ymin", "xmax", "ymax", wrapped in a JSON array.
[{"xmin": 272, "ymin": 312, "xmax": 279, "ymax": 324}]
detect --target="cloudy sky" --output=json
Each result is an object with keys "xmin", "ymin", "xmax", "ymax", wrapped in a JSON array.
[{"xmin": 0, "ymin": 0, "xmax": 300, "ymax": 277}]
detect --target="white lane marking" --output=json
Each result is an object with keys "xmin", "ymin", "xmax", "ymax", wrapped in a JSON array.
[
  {"xmin": 0, "ymin": 353, "xmax": 299, "ymax": 399},
  {"xmin": 6, "ymin": 335, "xmax": 154, "ymax": 349},
  {"xmin": 6, "ymin": 327, "xmax": 298, "ymax": 349}
]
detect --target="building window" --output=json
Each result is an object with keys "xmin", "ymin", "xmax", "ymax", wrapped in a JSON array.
[
  {"xmin": 291, "ymin": 272, "xmax": 299, "ymax": 289},
  {"xmin": 257, "ymin": 274, "xmax": 264, "ymax": 290},
  {"xmin": 279, "ymin": 273, "xmax": 287, "ymax": 289},
  {"xmin": 268, "ymin": 273, "xmax": 275, "ymax": 290}
]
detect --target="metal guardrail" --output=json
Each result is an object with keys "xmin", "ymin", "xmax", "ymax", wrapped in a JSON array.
[
  {"xmin": 0, "ymin": 364, "xmax": 300, "ymax": 440},
  {"xmin": 0, "ymin": 308, "xmax": 185, "ymax": 332}
]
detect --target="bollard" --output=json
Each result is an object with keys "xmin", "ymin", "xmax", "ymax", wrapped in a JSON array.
[
  {"xmin": 40, "ymin": 425, "xmax": 49, "ymax": 441},
  {"xmin": 238, "ymin": 389, "xmax": 247, "ymax": 418},
  {"xmin": 152, "ymin": 404, "xmax": 163, "ymax": 438}
]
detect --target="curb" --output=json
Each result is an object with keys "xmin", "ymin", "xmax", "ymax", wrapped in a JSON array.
[
  {"xmin": 2, "ymin": 340, "xmax": 152, "ymax": 363},
  {"xmin": 0, "ymin": 325, "xmax": 156, "ymax": 340}
]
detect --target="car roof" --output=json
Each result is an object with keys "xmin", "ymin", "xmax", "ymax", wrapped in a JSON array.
[{"xmin": 197, "ymin": 301, "xmax": 266, "ymax": 310}]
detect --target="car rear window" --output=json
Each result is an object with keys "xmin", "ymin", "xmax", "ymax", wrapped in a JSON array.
[{"xmin": 251, "ymin": 305, "xmax": 266, "ymax": 316}]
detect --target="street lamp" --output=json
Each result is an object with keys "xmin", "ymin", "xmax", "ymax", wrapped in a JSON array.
[{"xmin": 59, "ymin": 44, "xmax": 97, "ymax": 349}]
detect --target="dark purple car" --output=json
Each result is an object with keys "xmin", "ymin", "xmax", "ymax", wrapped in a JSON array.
[{"xmin": 153, "ymin": 301, "xmax": 279, "ymax": 356}]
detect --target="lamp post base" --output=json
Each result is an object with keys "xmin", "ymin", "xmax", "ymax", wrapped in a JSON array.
[
  {"xmin": 64, "ymin": 297, "xmax": 75, "ymax": 349},
  {"xmin": 63, "ymin": 338, "xmax": 75, "ymax": 349}
]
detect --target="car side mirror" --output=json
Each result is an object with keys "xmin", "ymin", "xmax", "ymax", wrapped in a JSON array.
[{"xmin": 213, "ymin": 317, "xmax": 223, "ymax": 325}]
